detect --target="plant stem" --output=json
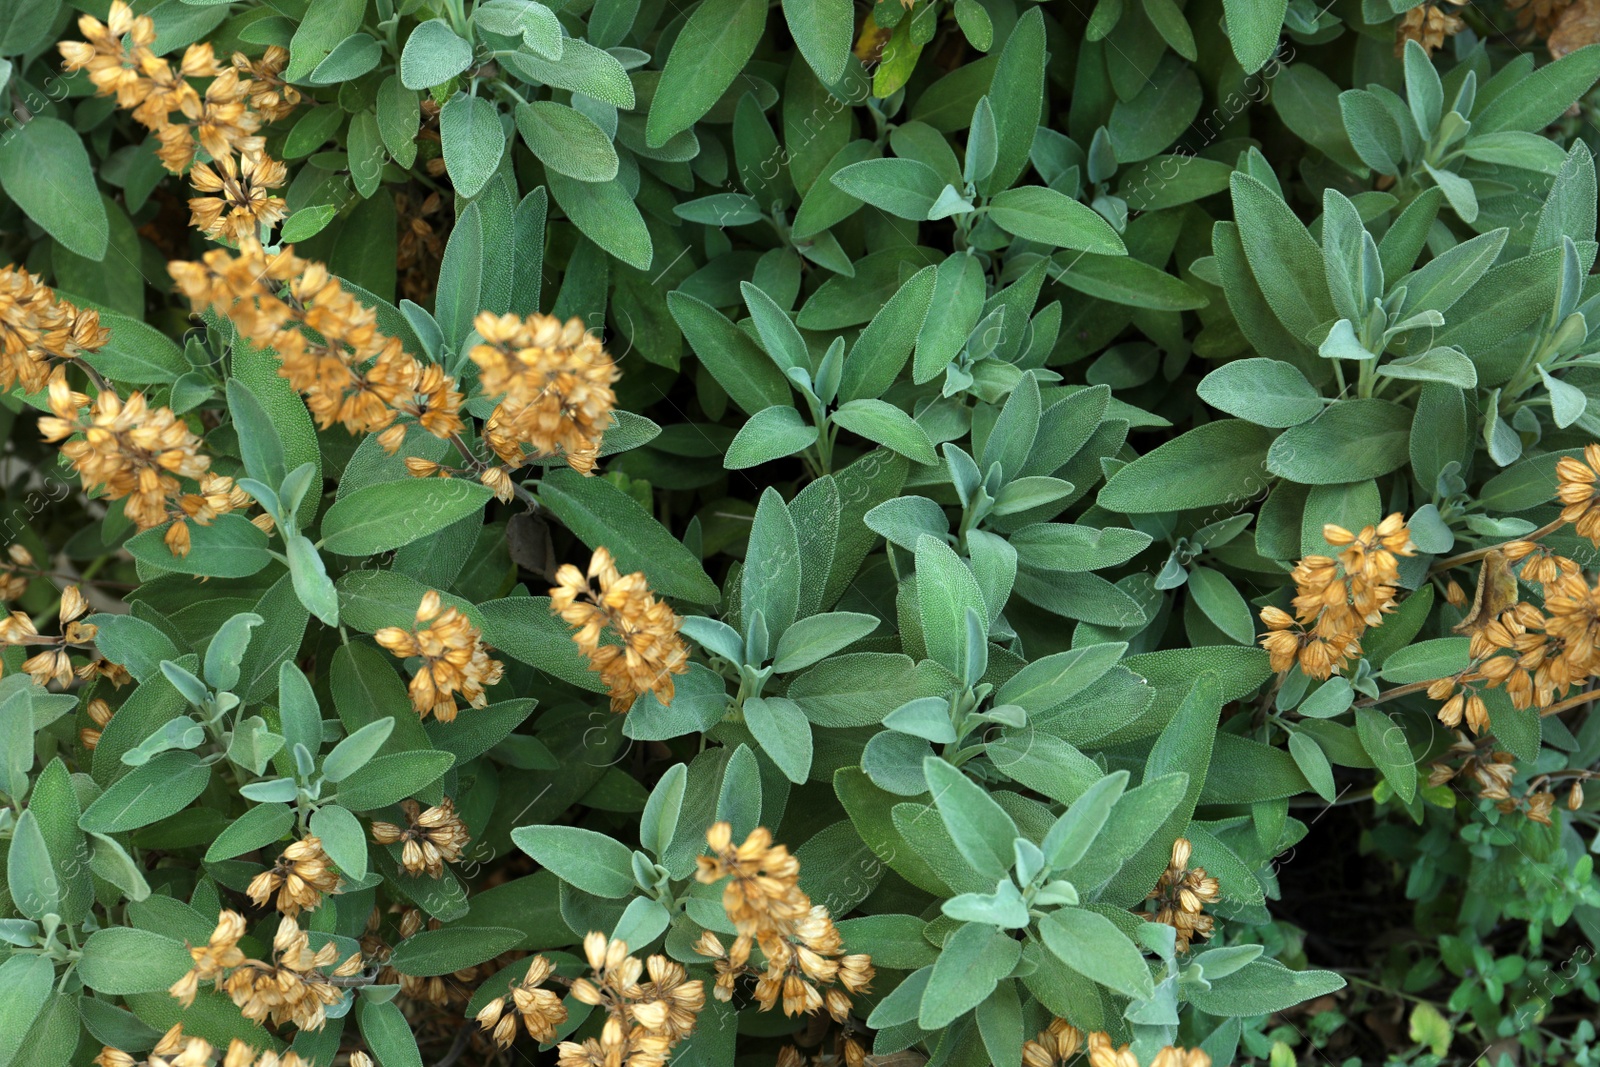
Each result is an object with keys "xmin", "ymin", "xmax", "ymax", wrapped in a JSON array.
[{"xmin": 1428, "ymin": 517, "xmax": 1566, "ymax": 574}]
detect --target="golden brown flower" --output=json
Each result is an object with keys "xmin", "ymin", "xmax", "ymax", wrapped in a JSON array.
[
  {"xmin": 81, "ymin": 696, "xmax": 115, "ymax": 750},
  {"xmin": 188, "ymin": 150, "xmax": 288, "ymax": 243},
  {"xmin": 1259, "ymin": 514, "xmax": 1415, "ymax": 680},
  {"xmin": 232, "ymin": 47, "xmax": 301, "ymax": 122},
  {"xmin": 694, "ymin": 823, "xmax": 873, "ymax": 1023},
  {"xmin": 1147, "ymin": 836, "xmax": 1220, "ymax": 953},
  {"xmin": 370, "ymin": 797, "xmax": 470, "ymax": 877},
  {"xmin": 0, "ymin": 266, "xmax": 110, "ymax": 394},
  {"xmin": 469, "ymin": 311, "xmax": 619, "ymax": 474},
  {"xmin": 245, "ymin": 836, "xmax": 341, "ymax": 917},
  {"xmin": 173, "ymin": 912, "xmax": 359, "ymax": 1033},
  {"xmin": 1558, "ymin": 444, "xmax": 1600, "ymax": 544},
  {"xmin": 375, "ymin": 590, "xmax": 503, "ymax": 722},
  {"xmin": 39, "ymin": 372, "xmax": 223, "ymax": 537},
  {"xmin": 1396, "ymin": 1, "xmax": 1467, "ymax": 55},
  {"xmin": 58, "ymin": 2, "xmax": 158, "ymax": 111},
  {"xmin": 1024, "ymin": 1018, "xmax": 1085, "ymax": 1067},
  {"xmin": 550, "ymin": 547, "xmax": 690, "ymax": 713},
  {"xmin": 478, "ymin": 954, "xmax": 569, "ymax": 1048},
  {"xmin": 170, "ymin": 241, "xmax": 465, "ymax": 442},
  {"xmin": 554, "ymin": 934, "xmax": 703, "ymax": 1067},
  {"xmin": 0, "ymin": 544, "xmax": 31, "ymax": 603}
]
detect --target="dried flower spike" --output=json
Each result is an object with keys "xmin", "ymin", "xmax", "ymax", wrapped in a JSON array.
[
  {"xmin": 550, "ymin": 547, "xmax": 690, "ymax": 713},
  {"xmin": 375, "ymin": 590, "xmax": 503, "ymax": 722},
  {"xmin": 370, "ymin": 797, "xmax": 470, "ymax": 877}
]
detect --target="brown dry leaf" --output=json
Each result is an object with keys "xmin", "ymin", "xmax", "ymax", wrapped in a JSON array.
[{"xmin": 1451, "ymin": 549, "xmax": 1519, "ymax": 634}]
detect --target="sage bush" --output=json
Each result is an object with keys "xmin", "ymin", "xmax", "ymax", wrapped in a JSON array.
[{"xmin": 1, "ymin": 1, "xmax": 1600, "ymax": 1065}]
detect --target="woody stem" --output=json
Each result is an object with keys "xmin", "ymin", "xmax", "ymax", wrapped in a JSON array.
[
  {"xmin": 1352, "ymin": 678, "xmax": 1436, "ymax": 708},
  {"xmin": 1538, "ymin": 688, "xmax": 1599, "ymax": 718},
  {"xmin": 1428, "ymin": 518, "xmax": 1566, "ymax": 574}
]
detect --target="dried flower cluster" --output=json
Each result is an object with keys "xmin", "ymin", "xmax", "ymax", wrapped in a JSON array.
[
  {"xmin": 81, "ymin": 696, "xmax": 116, "ymax": 750},
  {"xmin": 1147, "ymin": 837, "xmax": 1220, "ymax": 953},
  {"xmin": 39, "ymin": 374, "xmax": 249, "ymax": 555},
  {"xmin": 93, "ymin": 1024, "xmax": 364, "ymax": 1067},
  {"xmin": 550, "ymin": 547, "xmax": 690, "ymax": 712},
  {"xmin": 1259, "ymin": 514, "xmax": 1416, "ymax": 680},
  {"xmin": 1018, "ymin": 1020, "xmax": 1211, "ymax": 1067},
  {"xmin": 470, "ymin": 311, "xmax": 619, "ymax": 479},
  {"xmin": 0, "ymin": 265, "xmax": 109, "ymax": 394},
  {"xmin": 245, "ymin": 835, "xmax": 342, "ymax": 916},
  {"xmin": 60, "ymin": 2, "xmax": 300, "ymax": 239},
  {"xmin": 170, "ymin": 911, "xmax": 362, "ymax": 1032},
  {"xmin": 1395, "ymin": 0, "xmax": 1467, "ymax": 54},
  {"xmin": 693, "ymin": 821, "xmax": 874, "ymax": 1041},
  {"xmin": 370, "ymin": 797, "xmax": 471, "ymax": 877},
  {"xmin": 1556, "ymin": 444, "xmax": 1600, "ymax": 544},
  {"xmin": 375, "ymin": 590, "xmax": 504, "ymax": 722},
  {"xmin": 476, "ymin": 954, "xmax": 569, "ymax": 1047},
  {"xmin": 1425, "ymin": 734, "xmax": 1578, "ymax": 824},
  {"xmin": 0, "ymin": 544, "xmax": 30, "ymax": 603},
  {"xmin": 478, "ymin": 934, "xmax": 706, "ymax": 1066},
  {"xmin": 4, "ymin": 585, "xmax": 128, "ymax": 691},
  {"xmin": 170, "ymin": 240, "xmax": 465, "ymax": 444},
  {"xmin": 1088, "ymin": 1032, "xmax": 1213, "ymax": 1067}
]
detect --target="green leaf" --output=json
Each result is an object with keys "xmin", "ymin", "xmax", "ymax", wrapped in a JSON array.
[
  {"xmin": 440, "ymin": 92, "xmax": 506, "ymax": 200},
  {"xmin": 359, "ymin": 1000, "xmax": 422, "ymax": 1067},
  {"xmin": 979, "ymin": 9, "xmax": 1045, "ymax": 195},
  {"xmin": 0, "ymin": 0, "xmax": 60, "ymax": 56},
  {"xmin": 1098, "ymin": 420, "xmax": 1277, "ymax": 513},
  {"xmin": 499, "ymin": 38, "xmax": 633, "ymax": 108},
  {"xmin": 669, "ymin": 291, "xmax": 792, "ymax": 415},
  {"xmin": 1355, "ymin": 706, "xmax": 1418, "ymax": 803},
  {"xmin": 286, "ymin": 532, "xmax": 339, "ymax": 627},
  {"xmin": 1187, "ymin": 566, "xmax": 1254, "ymax": 643},
  {"xmin": 204, "ymin": 802, "xmax": 294, "ymax": 863},
  {"xmin": 0, "ymin": 955, "xmax": 53, "ymax": 1067},
  {"xmin": 78, "ymin": 928, "xmax": 192, "ymax": 995},
  {"xmin": 640, "ymin": 763, "xmax": 688, "ymax": 857},
  {"xmin": 1223, "ymin": 0, "xmax": 1286, "ymax": 73},
  {"xmin": 79, "ymin": 751, "xmax": 211, "ymax": 834},
  {"xmin": 511, "ymin": 825, "xmax": 636, "ymax": 897},
  {"xmin": 91, "ymin": 614, "xmax": 181, "ymax": 684},
  {"xmin": 726, "ymin": 406, "xmax": 817, "ymax": 468},
  {"xmin": 923, "ymin": 756, "xmax": 1018, "ymax": 880},
  {"xmin": 1041, "ymin": 770, "xmax": 1128, "ymax": 869},
  {"xmin": 783, "ymin": 0, "xmax": 852, "ymax": 82},
  {"xmin": 771, "ymin": 612, "xmax": 880, "ymax": 673},
  {"xmin": 839, "ymin": 265, "xmax": 938, "ymax": 402},
  {"xmin": 401, "ymin": 20, "xmax": 474, "ymax": 89},
  {"xmin": 989, "ymin": 186, "xmax": 1125, "ymax": 254},
  {"xmin": 1040, "ymin": 907, "xmax": 1155, "ymax": 999},
  {"xmin": 995, "ymin": 643, "xmax": 1127, "ymax": 713},
  {"xmin": 0, "ymin": 116, "xmax": 107, "ymax": 260},
  {"xmin": 320, "ymin": 479, "xmax": 492, "ymax": 556},
  {"xmin": 286, "ymin": 0, "xmax": 364, "ymax": 80},
  {"xmin": 915, "ymin": 535, "xmax": 988, "ymax": 679},
  {"xmin": 5, "ymin": 812, "xmax": 56, "ymax": 922},
  {"xmin": 830, "ymin": 158, "xmax": 947, "ymax": 219},
  {"xmin": 744, "ymin": 696, "xmax": 813, "ymax": 784},
  {"xmin": 1266, "ymin": 399, "xmax": 1410, "ymax": 484},
  {"xmin": 434, "ymin": 199, "xmax": 483, "ymax": 352},
  {"xmin": 334, "ymin": 750, "xmax": 454, "ymax": 810},
  {"xmin": 547, "ymin": 170, "xmax": 653, "ymax": 270},
  {"xmin": 376, "ymin": 76, "xmax": 420, "ymax": 168},
  {"xmin": 830, "ymin": 400, "xmax": 937, "ymax": 464},
  {"xmin": 538, "ymin": 467, "xmax": 719, "ymax": 604},
  {"xmin": 1197, "ymin": 358, "xmax": 1323, "ymax": 428},
  {"xmin": 307, "ymin": 32, "xmax": 381, "ymax": 84},
  {"xmin": 1288, "ymin": 730, "xmax": 1336, "ymax": 803},
  {"xmin": 1053, "ymin": 252, "xmax": 1206, "ymax": 310},
  {"xmin": 918, "ymin": 923, "xmax": 1021, "ymax": 1028},
  {"xmin": 1230, "ymin": 172, "xmax": 1334, "ymax": 343},
  {"xmin": 323, "ymin": 719, "xmax": 398, "ymax": 782},
  {"xmin": 515, "ymin": 101, "xmax": 619, "ymax": 183},
  {"xmin": 646, "ymin": 0, "xmax": 767, "ymax": 147},
  {"xmin": 310, "ymin": 803, "xmax": 368, "ymax": 881},
  {"xmin": 1185, "ymin": 959, "xmax": 1345, "ymax": 1016},
  {"xmin": 1474, "ymin": 45, "xmax": 1600, "ymax": 134},
  {"xmin": 79, "ymin": 310, "xmax": 187, "ymax": 385},
  {"xmin": 388, "ymin": 926, "xmax": 524, "ymax": 976}
]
